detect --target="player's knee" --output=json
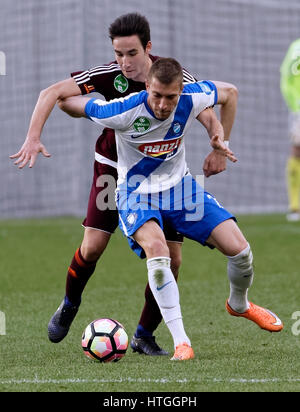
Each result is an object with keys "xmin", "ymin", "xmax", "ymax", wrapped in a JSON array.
[
  {"xmin": 234, "ymin": 238, "xmax": 249, "ymax": 256},
  {"xmin": 80, "ymin": 238, "xmax": 108, "ymax": 261},
  {"xmin": 81, "ymin": 229, "xmax": 111, "ymax": 261},
  {"xmin": 145, "ymin": 238, "xmax": 169, "ymax": 258},
  {"xmin": 224, "ymin": 229, "xmax": 249, "ymax": 256},
  {"xmin": 80, "ymin": 244, "xmax": 102, "ymax": 262},
  {"xmin": 231, "ymin": 242, "xmax": 253, "ymax": 263}
]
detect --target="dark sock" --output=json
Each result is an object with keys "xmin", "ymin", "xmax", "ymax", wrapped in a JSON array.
[
  {"xmin": 135, "ymin": 283, "xmax": 163, "ymax": 336},
  {"xmin": 135, "ymin": 324, "xmax": 153, "ymax": 338},
  {"xmin": 64, "ymin": 295, "xmax": 79, "ymax": 307},
  {"xmin": 65, "ymin": 247, "xmax": 97, "ymax": 305}
]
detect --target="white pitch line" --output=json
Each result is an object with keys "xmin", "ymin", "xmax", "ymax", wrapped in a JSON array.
[{"xmin": 1, "ymin": 377, "xmax": 300, "ymax": 385}]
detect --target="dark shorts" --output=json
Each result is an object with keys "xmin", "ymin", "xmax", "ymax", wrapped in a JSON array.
[
  {"xmin": 82, "ymin": 160, "xmax": 184, "ymax": 243},
  {"xmin": 82, "ymin": 161, "xmax": 119, "ymax": 233}
]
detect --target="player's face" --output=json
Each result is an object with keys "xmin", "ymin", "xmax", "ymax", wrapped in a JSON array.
[
  {"xmin": 113, "ymin": 35, "xmax": 152, "ymax": 82},
  {"xmin": 146, "ymin": 77, "xmax": 183, "ymax": 120}
]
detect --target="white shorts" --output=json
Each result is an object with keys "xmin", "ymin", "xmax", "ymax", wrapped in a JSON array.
[{"xmin": 289, "ymin": 111, "xmax": 300, "ymax": 146}]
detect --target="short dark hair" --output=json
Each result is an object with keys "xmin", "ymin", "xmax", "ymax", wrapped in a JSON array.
[
  {"xmin": 109, "ymin": 13, "xmax": 151, "ymax": 50},
  {"xmin": 147, "ymin": 58, "xmax": 183, "ymax": 86}
]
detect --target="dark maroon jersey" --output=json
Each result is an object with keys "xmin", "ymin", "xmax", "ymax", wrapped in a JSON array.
[{"xmin": 71, "ymin": 55, "xmax": 197, "ymax": 162}]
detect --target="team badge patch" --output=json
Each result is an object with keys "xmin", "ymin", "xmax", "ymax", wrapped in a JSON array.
[
  {"xmin": 133, "ymin": 117, "xmax": 151, "ymax": 133},
  {"xmin": 114, "ymin": 74, "xmax": 129, "ymax": 93},
  {"xmin": 172, "ymin": 122, "xmax": 181, "ymax": 134}
]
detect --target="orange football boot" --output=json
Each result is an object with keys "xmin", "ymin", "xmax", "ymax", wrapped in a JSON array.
[
  {"xmin": 226, "ymin": 300, "xmax": 283, "ymax": 332},
  {"xmin": 171, "ymin": 343, "xmax": 195, "ymax": 360}
]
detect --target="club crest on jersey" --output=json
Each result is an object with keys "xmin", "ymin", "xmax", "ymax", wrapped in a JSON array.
[
  {"xmin": 114, "ymin": 74, "xmax": 129, "ymax": 93},
  {"xmin": 139, "ymin": 137, "xmax": 182, "ymax": 158},
  {"xmin": 172, "ymin": 122, "xmax": 181, "ymax": 135},
  {"xmin": 133, "ymin": 117, "xmax": 151, "ymax": 133}
]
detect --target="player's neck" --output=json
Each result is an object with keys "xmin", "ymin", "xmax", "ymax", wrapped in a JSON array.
[{"xmin": 134, "ymin": 56, "xmax": 153, "ymax": 83}]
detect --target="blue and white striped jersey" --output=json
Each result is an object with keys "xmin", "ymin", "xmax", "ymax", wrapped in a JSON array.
[{"xmin": 84, "ymin": 81, "xmax": 217, "ymax": 194}]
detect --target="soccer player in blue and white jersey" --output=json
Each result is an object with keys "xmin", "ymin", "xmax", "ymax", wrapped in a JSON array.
[
  {"xmin": 11, "ymin": 13, "xmax": 208, "ymax": 355},
  {"xmin": 59, "ymin": 58, "xmax": 283, "ymax": 360}
]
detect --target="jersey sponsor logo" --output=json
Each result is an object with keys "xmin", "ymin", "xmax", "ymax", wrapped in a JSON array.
[
  {"xmin": 132, "ymin": 117, "xmax": 151, "ymax": 134},
  {"xmin": 114, "ymin": 74, "xmax": 129, "ymax": 93},
  {"xmin": 138, "ymin": 137, "xmax": 182, "ymax": 158}
]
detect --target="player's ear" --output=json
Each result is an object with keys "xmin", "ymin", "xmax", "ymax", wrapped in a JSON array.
[
  {"xmin": 177, "ymin": 81, "xmax": 184, "ymax": 95},
  {"xmin": 145, "ymin": 78, "xmax": 150, "ymax": 92},
  {"xmin": 145, "ymin": 41, "xmax": 152, "ymax": 55}
]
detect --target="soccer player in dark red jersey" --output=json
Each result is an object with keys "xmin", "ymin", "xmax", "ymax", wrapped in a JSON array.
[{"xmin": 10, "ymin": 13, "xmax": 235, "ymax": 355}]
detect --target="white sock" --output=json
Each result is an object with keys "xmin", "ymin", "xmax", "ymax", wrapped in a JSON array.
[
  {"xmin": 147, "ymin": 257, "xmax": 191, "ymax": 348},
  {"xmin": 227, "ymin": 244, "xmax": 254, "ymax": 313}
]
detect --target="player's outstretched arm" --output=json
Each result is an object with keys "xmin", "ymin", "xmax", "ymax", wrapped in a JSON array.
[{"xmin": 10, "ymin": 78, "xmax": 81, "ymax": 168}]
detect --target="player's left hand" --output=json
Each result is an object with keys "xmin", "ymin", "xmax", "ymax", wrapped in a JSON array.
[
  {"xmin": 210, "ymin": 135, "xmax": 237, "ymax": 163},
  {"xmin": 203, "ymin": 135, "xmax": 237, "ymax": 178}
]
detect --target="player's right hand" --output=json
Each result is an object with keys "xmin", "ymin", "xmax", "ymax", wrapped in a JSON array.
[{"xmin": 9, "ymin": 139, "xmax": 51, "ymax": 169}]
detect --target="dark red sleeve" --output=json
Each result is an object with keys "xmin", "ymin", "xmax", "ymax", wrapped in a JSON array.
[{"xmin": 71, "ymin": 70, "xmax": 97, "ymax": 95}]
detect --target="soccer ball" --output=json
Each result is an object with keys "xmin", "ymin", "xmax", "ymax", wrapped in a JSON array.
[{"xmin": 81, "ymin": 318, "xmax": 128, "ymax": 363}]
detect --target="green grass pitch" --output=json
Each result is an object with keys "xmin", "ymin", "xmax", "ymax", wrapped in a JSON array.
[{"xmin": 0, "ymin": 215, "xmax": 299, "ymax": 392}]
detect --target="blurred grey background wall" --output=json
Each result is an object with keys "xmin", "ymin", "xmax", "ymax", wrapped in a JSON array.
[{"xmin": 1, "ymin": 0, "xmax": 300, "ymax": 218}]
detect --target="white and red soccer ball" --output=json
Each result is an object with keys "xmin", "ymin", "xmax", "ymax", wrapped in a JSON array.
[{"xmin": 82, "ymin": 318, "xmax": 128, "ymax": 363}]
